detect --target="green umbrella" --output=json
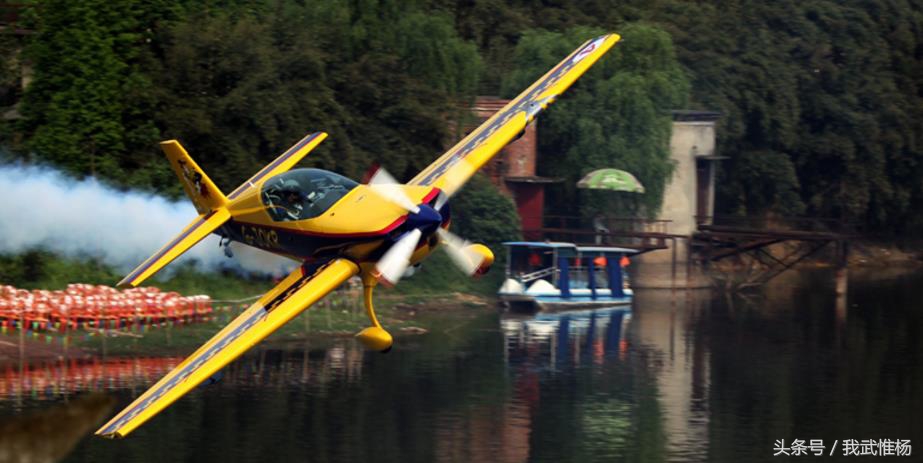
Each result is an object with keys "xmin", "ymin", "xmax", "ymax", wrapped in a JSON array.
[{"xmin": 577, "ymin": 168, "xmax": 645, "ymax": 193}]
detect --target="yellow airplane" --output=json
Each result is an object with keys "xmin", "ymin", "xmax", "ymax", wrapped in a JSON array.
[{"xmin": 96, "ymin": 33, "xmax": 620, "ymax": 438}]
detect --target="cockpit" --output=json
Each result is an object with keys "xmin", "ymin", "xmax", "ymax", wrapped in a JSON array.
[{"xmin": 261, "ymin": 168, "xmax": 359, "ymax": 221}]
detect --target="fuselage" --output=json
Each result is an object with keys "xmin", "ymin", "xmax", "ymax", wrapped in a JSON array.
[{"xmin": 218, "ymin": 168, "xmax": 447, "ymax": 266}]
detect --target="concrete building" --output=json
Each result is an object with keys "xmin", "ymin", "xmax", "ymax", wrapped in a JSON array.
[{"xmin": 633, "ymin": 110, "xmax": 722, "ymax": 288}]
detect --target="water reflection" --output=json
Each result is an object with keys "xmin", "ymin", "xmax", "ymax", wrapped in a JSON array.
[
  {"xmin": 0, "ymin": 269, "xmax": 919, "ymax": 462},
  {"xmin": 500, "ymin": 307, "xmax": 636, "ymax": 462},
  {"xmin": 0, "ymin": 394, "xmax": 114, "ymax": 463},
  {"xmin": 630, "ymin": 291, "xmax": 711, "ymax": 462},
  {"xmin": 0, "ymin": 358, "xmax": 182, "ymax": 404},
  {"xmin": 502, "ymin": 307, "xmax": 631, "ymax": 370},
  {"xmin": 0, "ymin": 341, "xmax": 375, "ymax": 406}
]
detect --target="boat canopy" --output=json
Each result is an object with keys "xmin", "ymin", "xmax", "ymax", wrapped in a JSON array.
[
  {"xmin": 503, "ymin": 241, "xmax": 578, "ymax": 252},
  {"xmin": 576, "ymin": 246, "xmax": 640, "ymax": 255}
]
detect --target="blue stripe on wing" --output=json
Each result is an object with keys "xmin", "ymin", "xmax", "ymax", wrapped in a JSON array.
[
  {"xmin": 99, "ymin": 262, "xmax": 326, "ymax": 435},
  {"xmin": 415, "ymin": 36, "xmax": 608, "ymax": 187}
]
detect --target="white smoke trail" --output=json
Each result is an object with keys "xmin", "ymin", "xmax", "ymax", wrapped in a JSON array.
[{"xmin": 0, "ymin": 164, "xmax": 297, "ymax": 279}]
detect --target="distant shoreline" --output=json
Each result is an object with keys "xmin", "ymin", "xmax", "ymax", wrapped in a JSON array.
[{"xmin": 0, "ymin": 292, "xmax": 493, "ymax": 366}]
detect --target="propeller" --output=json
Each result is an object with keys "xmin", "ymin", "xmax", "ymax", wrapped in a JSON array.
[
  {"xmin": 374, "ymin": 229, "xmax": 422, "ymax": 285},
  {"xmin": 436, "ymin": 227, "xmax": 484, "ymax": 276},
  {"xmin": 365, "ymin": 163, "xmax": 487, "ymax": 284},
  {"xmin": 367, "ymin": 167, "xmax": 420, "ymax": 214}
]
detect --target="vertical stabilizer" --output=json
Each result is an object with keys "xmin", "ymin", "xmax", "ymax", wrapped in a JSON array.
[{"xmin": 161, "ymin": 140, "xmax": 228, "ymax": 214}]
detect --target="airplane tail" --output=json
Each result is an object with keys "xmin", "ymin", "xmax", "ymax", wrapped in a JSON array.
[
  {"xmin": 116, "ymin": 141, "xmax": 232, "ymax": 288},
  {"xmin": 161, "ymin": 140, "xmax": 228, "ymax": 214}
]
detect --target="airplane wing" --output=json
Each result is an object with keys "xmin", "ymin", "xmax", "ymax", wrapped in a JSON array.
[
  {"xmin": 226, "ymin": 131, "xmax": 328, "ymax": 201},
  {"xmin": 97, "ymin": 258, "xmax": 359, "ymax": 438},
  {"xmin": 409, "ymin": 34, "xmax": 620, "ymax": 196},
  {"xmin": 117, "ymin": 208, "xmax": 231, "ymax": 288}
]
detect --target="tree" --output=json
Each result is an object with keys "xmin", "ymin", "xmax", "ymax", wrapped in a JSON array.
[
  {"xmin": 153, "ymin": 1, "xmax": 482, "ymax": 191},
  {"xmin": 450, "ymin": 174, "xmax": 521, "ymax": 255},
  {"xmin": 152, "ymin": 11, "xmax": 347, "ymax": 192},
  {"xmin": 650, "ymin": 0, "xmax": 923, "ymax": 230},
  {"xmin": 16, "ymin": 0, "xmax": 171, "ymax": 188}
]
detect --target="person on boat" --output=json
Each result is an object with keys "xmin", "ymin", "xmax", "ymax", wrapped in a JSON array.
[{"xmin": 593, "ymin": 214, "xmax": 609, "ymax": 244}]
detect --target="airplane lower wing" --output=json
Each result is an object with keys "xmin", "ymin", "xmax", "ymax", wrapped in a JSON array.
[{"xmin": 96, "ymin": 258, "xmax": 359, "ymax": 438}]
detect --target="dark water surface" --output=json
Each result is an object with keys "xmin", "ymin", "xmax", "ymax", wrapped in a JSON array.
[{"xmin": 1, "ymin": 269, "xmax": 920, "ymax": 462}]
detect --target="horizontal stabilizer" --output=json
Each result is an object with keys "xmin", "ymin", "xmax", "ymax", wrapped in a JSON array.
[{"xmin": 117, "ymin": 208, "xmax": 231, "ymax": 288}]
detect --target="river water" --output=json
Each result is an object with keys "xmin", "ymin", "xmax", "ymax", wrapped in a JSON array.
[{"xmin": 0, "ymin": 269, "xmax": 920, "ymax": 462}]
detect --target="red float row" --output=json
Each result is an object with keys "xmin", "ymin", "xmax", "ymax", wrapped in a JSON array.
[{"xmin": 0, "ymin": 283, "xmax": 213, "ymax": 331}]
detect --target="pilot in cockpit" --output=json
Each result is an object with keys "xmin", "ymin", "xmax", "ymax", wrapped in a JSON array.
[
  {"xmin": 262, "ymin": 168, "xmax": 359, "ymax": 222},
  {"xmin": 278, "ymin": 180, "xmax": 305, "ymax": 220}
]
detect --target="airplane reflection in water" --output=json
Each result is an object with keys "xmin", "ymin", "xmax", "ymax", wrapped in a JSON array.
[{"xmin": 501, "ymin": 306, "xmax": 631, "ymax": 369}]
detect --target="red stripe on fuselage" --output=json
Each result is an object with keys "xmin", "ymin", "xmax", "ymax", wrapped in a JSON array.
[
  {"xmin": 236, "ymin": 214, "xmax": 407, "ymax": 239},
  {"xmin": 421, "ymin": 188, "xmax": 440, "ymax": 205}
]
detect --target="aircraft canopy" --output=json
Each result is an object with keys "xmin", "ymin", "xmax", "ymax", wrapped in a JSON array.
[{"xmin": 261, "ymin": 168, "xmax": 358, "ymax": 221}]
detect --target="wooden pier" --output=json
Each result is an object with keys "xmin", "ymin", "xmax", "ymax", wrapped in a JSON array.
[
  {"xmin": 692, "ymin": 216, "xmax": 856, "ymax": 288},
  {"xmin": 522, "ymin": 214, "xmax": 857, "ymax": 288}
]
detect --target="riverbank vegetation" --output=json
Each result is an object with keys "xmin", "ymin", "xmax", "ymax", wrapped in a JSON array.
[
  {"xmin": 0, "ymin": 248, "xmax": 502, "ymax": 299},
  {"xmin": 0, "ymin": 0, "xmax": 921, "ymax": 288}
]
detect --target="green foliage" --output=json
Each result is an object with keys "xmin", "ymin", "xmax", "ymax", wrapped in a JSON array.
[
  {"xmin": 0, "ymin": 33, "xmax": 20, "ymax": 109},
  {"xmin": 501, "ymin": 24, "xmax": 689, "ymax": 218},
  {"xmin": 6, "ymin": 0, "xmax": 923, "ymax": 239},
  {"xmin": 649, "ymin": 0, "xmax": 923, "ymax": 230},
  {"xmin": 439, "ymin": 0, "xmax": 923, "ymax": 232},
  {"xmin": 12, "ymin": 0, "xmax": 480, "ymax": 193},
  {"xmin": 152, "ymin": 11, "xmax": 345, "ymax": 191},
  {"xmin": 15, "ymin": 0, "xmax": 173, "ymax": 189},
  {"xmin": 0, "ymin": 250, "xmax": 118, "ymax": 289},
  {"xmin": 450, "ymin": 174, "xmax": 522, "ymax": 254}
]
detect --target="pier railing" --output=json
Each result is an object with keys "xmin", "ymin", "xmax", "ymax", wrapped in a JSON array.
[
  {"xmin": 695, "ymin": 215, "xmax": 861, "ymax": 243},
  {"xmin": 521, "ymin": 215, "xmax": 674, "ymax": 251}
]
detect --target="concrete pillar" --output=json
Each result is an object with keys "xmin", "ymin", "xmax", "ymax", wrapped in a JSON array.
[{"xmin": 633, "ymin": 111, "xmax": 720, "ymax": 289}]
